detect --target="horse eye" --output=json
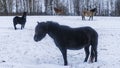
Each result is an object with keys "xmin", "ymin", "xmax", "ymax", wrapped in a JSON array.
[{"xmin": 36, "ymin": 29, "xmax": 43, "ymax": 34}]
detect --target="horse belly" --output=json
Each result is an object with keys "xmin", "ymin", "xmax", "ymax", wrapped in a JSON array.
[
  {"xmin": 64, "ymin": 34, "xmax": 90, "ymax": 50},
  {"xmin": 85, "ymin": 13, "xmax": 89, "ymax": 16},
  {"xmin": 66, "ymin": 42, "xmax": 89, "ymax": 50}
]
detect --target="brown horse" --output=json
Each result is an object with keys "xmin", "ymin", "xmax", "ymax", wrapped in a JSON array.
[
  {"xmin": 82, "ymin": 8, "xmax": 97, "ymax": 20},
  {"xmin": 54, "ymin": 7, "xmax": 64, "ymax": 15}
]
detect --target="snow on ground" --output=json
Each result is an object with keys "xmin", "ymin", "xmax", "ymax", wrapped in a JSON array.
[{"xmin": 0, "ymin": 16, "xmax": 120, "ymax": 68}]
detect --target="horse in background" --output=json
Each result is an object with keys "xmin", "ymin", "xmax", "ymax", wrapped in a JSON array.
[
  {"xmin": 13, "ymin": 12, "xmax": 27, "ymax": 30},
  {"xmin": 54, "ymin": 7, "xmax": 64, "ymax": 15},
  {"xmin": 82, "ymin": 8, "xmax": 97, "ymax": 20},
  {"xmin": 34, "ymin": 21, "xmax": 98, "ymax": 65}
]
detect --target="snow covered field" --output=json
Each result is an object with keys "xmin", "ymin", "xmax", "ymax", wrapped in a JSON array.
[{"xmin": 0, "ymin": 16, "xmax": 120, "ymax": 68}]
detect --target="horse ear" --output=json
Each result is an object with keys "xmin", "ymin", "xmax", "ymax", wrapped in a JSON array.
[{"xmin": 37, "ymin": 21, "xmax": 40, "ymax": 24}]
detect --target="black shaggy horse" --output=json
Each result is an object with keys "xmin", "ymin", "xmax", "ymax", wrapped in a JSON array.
[
  {"xmin": 13, "ymin": 12, "xmax": 27, "ymax": 30},
  {"xmin": 82, "ymin": 8, "xmax": 97, "ymax": 20},
  {"xmin": 34, "ymin": 21, "xmax": 98, "ymax": 65}
]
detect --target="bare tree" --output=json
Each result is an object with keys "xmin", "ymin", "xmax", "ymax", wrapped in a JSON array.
[
  {"xmin": 115, "ymin": 0, "xmax": 120, "ymax": 16},
  {"xmin": 4, "ymin": 0, "xmax": 8, "ymax": 13},
  {"xmin": 44, "ymin": 0, "xmax": 53, "ymax": 15},
  {"xmin": 73, "ymin": 0, "xmax": 80, "ymax": 15}
]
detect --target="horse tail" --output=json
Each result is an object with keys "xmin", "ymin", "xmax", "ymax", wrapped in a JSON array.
[
  {"xmin": 13, "ymin": 16, "xmax": 18, "ymax": 30},
  {"xmin": 90, "ymin": 30, "xmax": 98, "ymax": 62}
]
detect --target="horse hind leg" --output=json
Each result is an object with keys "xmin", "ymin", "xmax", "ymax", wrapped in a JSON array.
[
  {"xmin": 90, "ymin": 46, "xmax": 97, "ymax": 63},
  {"xmin": 93, "ymin": 39, "xmax": 98, "ymax": 62},
  {"xmin": 89, "ymin": 13, "xmax": 94, "ymax": 20},
  {"xmin": 89, "ymin": 47, "xmax": 95, "ymax": 63},
  {"xmin": 13, "ymin": 23, "xmax": 17, "ymax": 30},
  {"xmin": 93, "ymin": 46, "xmax": 97, "ymax": 62},
  {"xmin": 90, "ymin": 39, "xmax": 98, "ymax": 62}
]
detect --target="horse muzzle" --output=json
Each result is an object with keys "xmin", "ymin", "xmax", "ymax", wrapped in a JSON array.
[{"xmin": 34, "ymin": 36, "xmax": 39, "ymax": 42}]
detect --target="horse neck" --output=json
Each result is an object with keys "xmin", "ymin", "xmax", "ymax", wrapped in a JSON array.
[
  {"xmin": 47, "ymin": 23, "xmax": 60, "ymax": 38},
  {"xmin": 91, "ymin": 8, "xmax": 96, "ymax": 12},
  {"xmin": 22, "ymin": 14, "xmax": 26, "ymax": 18},
  {"xmin": 93, "ymin": 9, "xmax": 96, "ymax": 12}
]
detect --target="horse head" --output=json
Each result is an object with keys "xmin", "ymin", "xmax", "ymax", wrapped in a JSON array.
[
  {"xmin": 22, "ymin": 12, "xmax": 27, "ymax": 18},
  {"xmin": 34, "ymin": 22, "xmax": 47, "ymax": 42}
]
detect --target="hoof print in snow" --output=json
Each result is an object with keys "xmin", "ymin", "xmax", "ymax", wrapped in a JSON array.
[{"xmin": 2, "ymin": 60, "xmax": 6, "ymax": 62}]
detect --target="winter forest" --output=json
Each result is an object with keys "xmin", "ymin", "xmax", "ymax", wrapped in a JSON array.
[{"xmin": 0, "ymin": 0, "xmax": 120, "ymax": 16}]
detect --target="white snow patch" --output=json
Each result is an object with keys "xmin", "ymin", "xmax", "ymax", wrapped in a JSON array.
[{"xmin": 0, "ymin": 16, "xmax": 120, "ymax": 68}]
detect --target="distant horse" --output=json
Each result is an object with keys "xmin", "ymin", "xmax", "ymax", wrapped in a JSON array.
[
  {"xmin": 13, "ymin": 12, "xmax": 27, "ymax": 30},
  {"xmin": 54, "ymin": 7, "xmax": 63, "ymax": 15},
  {"xmin": 34, "ymin": 21, "xmax": 98, "ymax": 65},
  {"xmin": 82, "ymin": 8, "xmax": 97, "ymax": 20}
]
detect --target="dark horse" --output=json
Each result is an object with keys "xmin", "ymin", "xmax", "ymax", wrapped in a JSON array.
[
  {"xmin": 34, "ymin": 21, "xmax": 98, "ymax": 65},
  {"xmin": 13, "ymin": 12, "xmax": 27, "ymax": 30},
  {"xmin": 82, "ymin": 8, "xmax": 97, "ymax": 20}
]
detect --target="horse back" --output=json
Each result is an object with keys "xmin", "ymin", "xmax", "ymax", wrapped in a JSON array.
[
  {"xmin": 52, "ymin": 26, "xmax": 98, "ymax": 50},
  {"xmin": 74, "ymin": 27, "xmax": 98, "ymax": 40},
  {"xmin": 82, "ymin": 10, "xmax": 94, "ymax": 16},
  {"xmin": 71, "ymin": 27, "xmax": 97, "ymax": 49},
  {"xmin": 54, "ymin": 26, "xmax": 98, "ymax": 40},
  {"xmin": 80, "ymin": 27, "xmax": 98, "ymax": 37}
]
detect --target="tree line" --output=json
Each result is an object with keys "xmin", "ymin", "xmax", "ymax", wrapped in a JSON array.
[{"xmin": 0, "ymin": 0, "xmax": 119, "ymax": 16}]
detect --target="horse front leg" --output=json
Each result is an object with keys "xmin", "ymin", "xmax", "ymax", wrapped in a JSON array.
[
  {"xmin": 59, "ymin": 48, "xmax": 68, "ymax": 65},
  {"xmin": 91, "ymin": 16, "xmax": 93, "ymax": 20},
  {"xmin": 21, "ymin": 25, "xmax": 23, "ymax": 30},
  {"xmin": 13, "ymin": 23, "xmax": 17, "ymax": 30},
  {"xmin": 21, "ymin": 24, "xmax": 25, "ymax": 30},
  {"xmin": 82, "ymin": 15, "xmax": 85, "ymax": 20}
]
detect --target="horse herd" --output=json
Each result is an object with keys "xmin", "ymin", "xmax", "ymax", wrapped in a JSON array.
[
  {"xmin": 54, "ymin": 7, "xmax": 97, "ymax": 20},
  {"xmin": 12, "ymin": 8, "xmax": 98, "ymax": 66}
]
